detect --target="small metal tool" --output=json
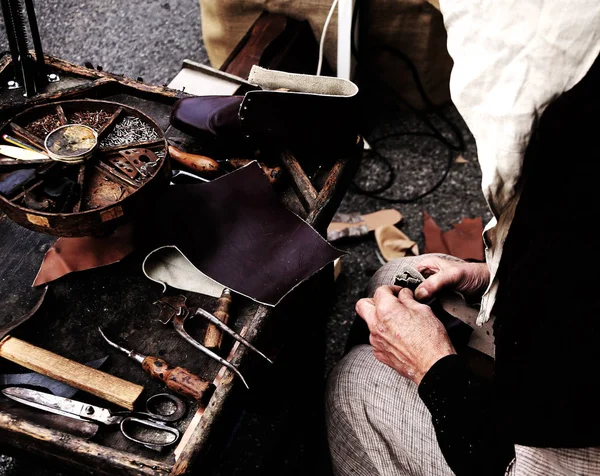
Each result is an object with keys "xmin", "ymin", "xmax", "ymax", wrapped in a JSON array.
[
  {"xmin": 170, "ymin": 169, "xmax": 210, "ymax": 183},
  {"xmin": 394, "ymin": 271, "xmax": 422, "ymax": 292},
  {"xmin": 192, "ymin": 306, "xmax": 273, "ymax": 364},
  {"xmin": 2, "ymin": 387, "xmax": 185, "ymax": 450},
  {"xmin": 2, "ymin": 133, "xmax": 44, "ymax": 153},
  {"xmin": 155, "ymin": 295, "xmax": 254, "ymax": 389},
  {"xmin": 98, "ymin": 328, "xmax": 213, "ymax": 401}
]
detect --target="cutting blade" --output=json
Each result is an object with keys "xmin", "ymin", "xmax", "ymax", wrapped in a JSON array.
[
  {"xmin": 2, "ymin": 387, "xmax": 119, "ymax": 425},
  {"xmin": 0, "ymin": 145, "xmax": 49, "ymax": 161}
]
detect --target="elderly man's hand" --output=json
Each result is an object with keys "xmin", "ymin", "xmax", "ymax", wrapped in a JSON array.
[
  {"xmin": 413, "ymin": 256, "xmax": 490, "ymax": 302},
  {"xmin": 356, "ymin": 285, "xmax": 456, "ymax": 384}
]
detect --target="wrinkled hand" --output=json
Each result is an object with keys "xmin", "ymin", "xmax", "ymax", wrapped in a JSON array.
[
  {"xmin": 413, "ymin": 256, "xmax": 490, "ymax": 302},
  {"xmin": 356, "ymin": 286, "xmax": 456, "ymax": 384}
]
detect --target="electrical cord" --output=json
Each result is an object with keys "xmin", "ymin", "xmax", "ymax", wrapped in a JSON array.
[
  {"xmin": 349, "ymin": 0, "xmax": 466, "ymax": 203},
  {"xmin": 317, "ymin": 0, "xmax": 339, "ymax": 76}
]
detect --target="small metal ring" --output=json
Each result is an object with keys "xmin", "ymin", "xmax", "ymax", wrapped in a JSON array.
[{"xmin": 145, "ymin": 393, "xmax": 187, "ymax": 422}]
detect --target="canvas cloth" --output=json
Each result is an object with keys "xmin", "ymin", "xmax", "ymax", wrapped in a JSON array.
[{"xmin": 198, "ymin": 0, "xmax": 453, "ymax": 108}]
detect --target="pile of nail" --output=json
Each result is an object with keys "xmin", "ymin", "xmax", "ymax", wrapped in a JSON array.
[
  {"xmin": 99, "ymin": 116, "xmax": 160, "ymax": 148},
  {"xmin": 69, "ymin": 110, "xmax": 112, "ymax": 131},
  {"xmin": 24, "ymin": 114, "xmax": 62, "ymax": 138}
]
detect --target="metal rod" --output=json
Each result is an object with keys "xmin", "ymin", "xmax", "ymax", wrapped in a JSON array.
[
  {"xmin": 192, "ymin": 307, "xmax": 273, "ymax": 365},
  {"xmin": 97, "ymin": 327, "xmax": 145, "ymax": 365},
  {"xmin": 9, "ymin": 0, "xmax": 36, "ymax": 96},
  {"xmin": 1, "ymin": 0, "xmax": 22, "ymax": 85},
  {"xmin": 23, "ymin": 0, "xmax": 46, "ymax": 84},
  {"xmin": 172, "ymin": 315, "xmax": 249, "ymax": 390},
  {"xmin": 170, "ymin": 169, "xmax": 210, "ymax": 183}
]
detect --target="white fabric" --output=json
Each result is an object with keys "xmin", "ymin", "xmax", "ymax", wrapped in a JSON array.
[
  {"xmin": 142, "ymin": 246, "xmax": 225, "ymax": 297},
  {"xmin": 248, "ymin": 65, "xmax": 359, "ymax": 97},
  {"xmin": 438, "ymin": 0, "xmax": 600, "ymax": 324}
]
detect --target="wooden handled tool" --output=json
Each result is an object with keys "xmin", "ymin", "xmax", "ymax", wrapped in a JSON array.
[
  {"xmin": 141, "ymin": 356, "xmax": 212, "ymax": 401},
  {"xmin": 167, "ymin": 145, "xmax": 220, "ymax": 175},
  {"xmin": 99, "ymin": 328, "xmax": 213, "ymax": 401},
  {"xmin": 203, "ymin": 288, "xmax": 232, "ymax": 350},
  {"xmin": 0, "ymin": 336, "xmax": 143, "ymax": 410}
]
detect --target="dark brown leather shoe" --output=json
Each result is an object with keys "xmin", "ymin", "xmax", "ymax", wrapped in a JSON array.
[{"xmin": 170, "ymin": 66, "xmax": 359, "ymax": 158}]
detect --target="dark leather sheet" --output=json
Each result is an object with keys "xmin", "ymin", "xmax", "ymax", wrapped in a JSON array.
[{"xmin": 137, "ymin": 162, "xmax": 343, "ymax": 305}]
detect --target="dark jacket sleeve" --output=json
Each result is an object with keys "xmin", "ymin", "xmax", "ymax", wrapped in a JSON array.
[{"xmin": 418, "ymin": 355, "xmax": 514, "ymax": 476}]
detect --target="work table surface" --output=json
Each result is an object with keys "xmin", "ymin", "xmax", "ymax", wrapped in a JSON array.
[{"xmin": 0, "ymin": 55, "xmax": 361, "ymax": 475}]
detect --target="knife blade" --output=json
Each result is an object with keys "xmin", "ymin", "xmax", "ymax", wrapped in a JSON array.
[{"xmin": 0, "ymin": 145, "xmax": 49, "ymax": 161}]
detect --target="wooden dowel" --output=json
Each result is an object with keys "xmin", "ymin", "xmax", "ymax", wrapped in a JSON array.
[
  {"xmin": 280, "ymin": 150, "xmax": 318, "ymax": 211},
  {"xmin": 307, "ymin": 156, "xmax": 347, "ymax": 227},
  {"xmin": 55, "ymin": 105, "xmax": 68, "ymax": 125}
]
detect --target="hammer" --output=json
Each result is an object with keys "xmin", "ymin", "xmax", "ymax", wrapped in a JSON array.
[{"xmin": 0, "ymin": 288, "xmax": 144, "ymax": 410}]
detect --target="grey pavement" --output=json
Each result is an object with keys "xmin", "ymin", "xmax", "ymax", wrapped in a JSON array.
[{"xmin": 0, "ymin": 1, "xmax": 489, "ymax": 474}]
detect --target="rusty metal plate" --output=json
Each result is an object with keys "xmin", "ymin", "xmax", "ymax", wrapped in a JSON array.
[{"xmin": 0, "ymin": 99, "xmax": 170, "ymax": 237}]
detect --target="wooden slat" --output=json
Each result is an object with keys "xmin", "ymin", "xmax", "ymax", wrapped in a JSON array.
[
  {"xmin": 9, "ymin": 122, "xmax": 45, "ymax": 150},
  {"xmin": 280, "ymin": 149, "xmax": 318, "ymax": 212},
  {"xmin": 72, "ymin": 162, "xmax": 87, "ymax": 212},
  {"xmin": 45, "ymin": 56, "xmax": 184, "ymax": 99},
  {"xmin": 95, "ymin": 161, "xmax": 140, "ymax": 189},
  {"xmin": 97, "ymin": 106, "xmax": 123, "ymax": 139},
  {"xmin": 0, "ymin": 412, "xmax": 170, "ymax": 476},
  {"xmin": 55, "ymin": 105, "xmax": 68, "ymax": 125},
  {"xmin": 99, "ymin": 139, "xmax": 164, "ymax": 154}
]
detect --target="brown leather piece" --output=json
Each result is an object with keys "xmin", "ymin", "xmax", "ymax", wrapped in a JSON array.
[
  {"xmin": 422, "ymin": 211, "xmax": 484, "ymax": 261},
  {"xmin": 32, "ymin": 224, "xmax": 134, "ymax": 286}
]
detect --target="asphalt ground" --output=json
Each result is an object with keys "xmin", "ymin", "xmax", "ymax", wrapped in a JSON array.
[{"xmin": 0, "ymin": 1, "xmax": 490, "ymax": 474}]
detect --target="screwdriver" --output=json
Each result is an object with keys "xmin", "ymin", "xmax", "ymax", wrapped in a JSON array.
[{"xmin": 98, "ymin": 327, "xmax": 213, "ymax": 402}]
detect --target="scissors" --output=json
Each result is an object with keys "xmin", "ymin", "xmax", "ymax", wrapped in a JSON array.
[{"xmin": 1, "ymin": 387, "xmax": 186, "ymax": 450}]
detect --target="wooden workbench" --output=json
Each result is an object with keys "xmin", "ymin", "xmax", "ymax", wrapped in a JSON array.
[{"xmin": 0, "ymin": 54, "xmax": 362, "ymax": 475}]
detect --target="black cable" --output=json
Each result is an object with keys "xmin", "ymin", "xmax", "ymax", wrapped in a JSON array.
[
  {"xmin": 350, "ymin": 133, "xmax": 455, "ymax": 203},
  {"xmin": 349, "ymin": 0, "xmax": 466, "ymax": 202}
]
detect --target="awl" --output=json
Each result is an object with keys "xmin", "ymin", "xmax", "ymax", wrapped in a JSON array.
[{"xmin": 98, "ymin": 328, "xmax": 214, "ymax": 401}]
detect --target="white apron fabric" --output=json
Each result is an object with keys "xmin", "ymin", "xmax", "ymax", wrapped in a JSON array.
[{"xmin": 438, "ymin": 0, "xmax": 600, "ymax": 324}]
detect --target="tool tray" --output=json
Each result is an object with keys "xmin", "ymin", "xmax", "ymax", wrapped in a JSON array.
[{"xmin": 0, "ymin": 55, "xmax": 362, "ymax": 475}]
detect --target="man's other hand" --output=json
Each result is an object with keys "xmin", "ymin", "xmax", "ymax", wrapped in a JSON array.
[
  {"xmin": 414, "ymin": 256, "xmax": 490, "ymax": 302},
  {"xmin": 356, "ymin": 285, "xmax": 456, "ymax": 384}
]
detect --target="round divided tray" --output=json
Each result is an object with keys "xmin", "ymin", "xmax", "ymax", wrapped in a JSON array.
[{"xmin": 0, "ymin": 99, "xmax": 171, "ymax": 236}]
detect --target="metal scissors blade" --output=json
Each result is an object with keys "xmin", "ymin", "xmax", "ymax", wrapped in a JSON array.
[
  {"xmin": 2, "ymin": 387, "xmax": 182, "ymax": 450},
  {"xmin": 2, "ymin": 387, "xmax": 120, "ymax": 425}
]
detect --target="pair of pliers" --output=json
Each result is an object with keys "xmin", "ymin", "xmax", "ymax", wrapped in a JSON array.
[{"xmin": 154, "ymin": 295, "xmax": 273, "ymax": 389}]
